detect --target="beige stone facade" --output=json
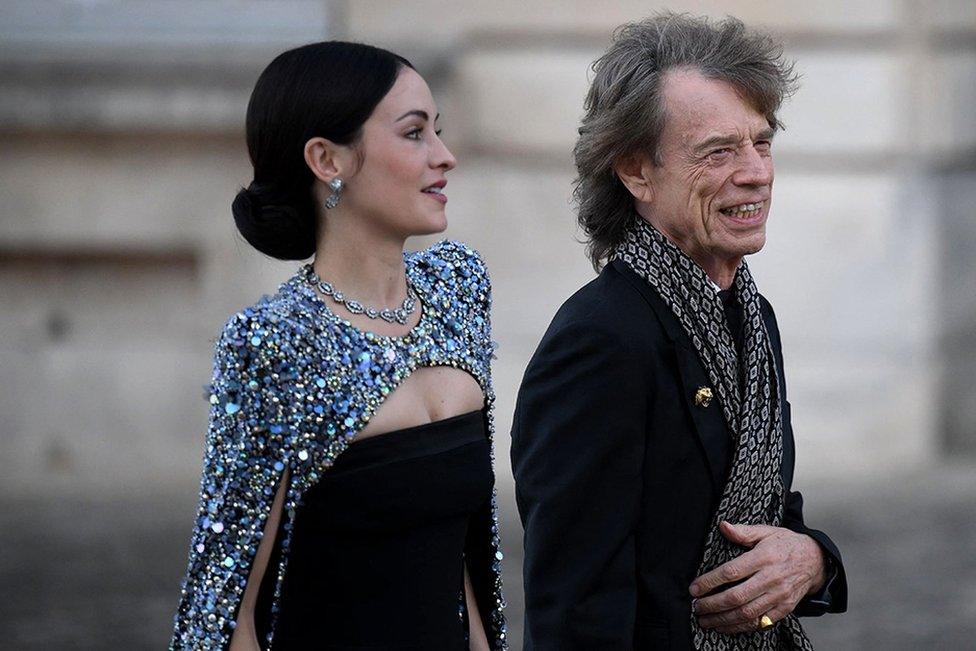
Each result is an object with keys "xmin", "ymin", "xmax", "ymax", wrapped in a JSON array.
[{"xmin": 1, "ymin": 0, "xmax": 973, "ymax": 498}]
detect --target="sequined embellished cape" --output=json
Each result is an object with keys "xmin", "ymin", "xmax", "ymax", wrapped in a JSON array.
[{"xmin": 171, "ymin": 240, "xmax": 507, "ymax": 650}]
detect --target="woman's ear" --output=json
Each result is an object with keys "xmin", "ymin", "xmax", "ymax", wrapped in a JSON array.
[
  {"xmin": 613, "ymin": 153, "xmax": 655, "ymax": 204},
  {"xmin": 304, "ymin": 137, "xmax": 353, "ymax": 184}
]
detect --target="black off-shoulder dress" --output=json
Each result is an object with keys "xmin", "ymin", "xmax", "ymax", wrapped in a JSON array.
[{"xmin": 254, "ymin": 409, "xmax": 493, "ymax": 650}]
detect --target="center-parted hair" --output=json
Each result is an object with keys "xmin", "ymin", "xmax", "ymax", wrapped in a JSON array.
[
  {"xmin": 232, "ymin": 42, "xmax": 413, "ymax": 260},
  {"xmin": 573, "ymin": 12, "xmax": 799, "ymax": 270}
]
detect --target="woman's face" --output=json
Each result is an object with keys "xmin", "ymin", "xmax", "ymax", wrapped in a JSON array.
[{"xmin": 341, "ymin": 67, "xmax": 456, "ymax": 238}]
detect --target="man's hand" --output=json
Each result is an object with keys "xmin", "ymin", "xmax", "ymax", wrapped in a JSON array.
[{"xmin": 689, "ymin": 521, "xmax": 827, "ymax": 634}]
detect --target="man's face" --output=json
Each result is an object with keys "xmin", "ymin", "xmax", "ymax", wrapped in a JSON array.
[{"xmin": 637, "ymin": 69, "xmax": 775, "ymax": 277}]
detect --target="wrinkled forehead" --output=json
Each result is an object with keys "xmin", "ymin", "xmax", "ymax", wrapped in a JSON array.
[{"xmin": 660, "ymin": 69, "xmax": 771, "ymax": 141}]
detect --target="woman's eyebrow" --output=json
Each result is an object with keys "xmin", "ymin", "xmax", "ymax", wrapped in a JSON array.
[{"xmin": 394, "ymin": 110, "xmax": 440, "ymax": 122}]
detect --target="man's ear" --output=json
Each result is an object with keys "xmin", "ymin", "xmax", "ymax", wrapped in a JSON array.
[
  {"xmin": 304, "ymin": 137, "xmax": 354, "ymax": 184},
  {"xmin": 613, "ymin": 153, "xmax": 655, "ymax": 204}
]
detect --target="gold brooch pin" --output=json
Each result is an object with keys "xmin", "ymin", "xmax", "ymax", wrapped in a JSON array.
[{"xmin": 694, "ymin": 386, "xmax": 713, "ymax": 407}]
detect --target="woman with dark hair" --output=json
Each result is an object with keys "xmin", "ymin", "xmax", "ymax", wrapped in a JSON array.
[{"xmin": 170, "ymin": 42, "xmax": 506, "ymax": 650}]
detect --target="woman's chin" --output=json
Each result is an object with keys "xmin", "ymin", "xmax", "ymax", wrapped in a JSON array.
[{"xmin": 415, "ymin": 213, "xmax": 449, "ymax": 236}]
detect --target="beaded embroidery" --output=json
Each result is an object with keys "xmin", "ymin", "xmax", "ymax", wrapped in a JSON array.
[{"xmin": 171, "ymin": 240, "xmax": 507, "ymax": 650}]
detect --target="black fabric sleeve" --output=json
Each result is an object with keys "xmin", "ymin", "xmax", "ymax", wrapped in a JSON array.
[
  {"xmin": 783, "ymin": 490, "xmax": 849, "ymax": 616},
  {"xmin": 511, "ymin": 320, "xmax": 648, "ymax": 650},
  {"xmin": 762, "ymin": 295, "xmax": 849, "ymax": 617}
]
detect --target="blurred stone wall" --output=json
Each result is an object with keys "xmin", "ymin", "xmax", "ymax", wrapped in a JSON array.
[
  {"xmin": 0, "ymin": 0, "xmax": 336, "ymax": 495},
  {"xmin": 0, "ymin": 0, "xmax": 973, "ymax": 500}
]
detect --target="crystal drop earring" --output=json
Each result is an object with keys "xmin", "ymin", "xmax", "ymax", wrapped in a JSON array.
[{"xmin": 324, "ymin": 178, "xmax": 344, "ymax": 209}]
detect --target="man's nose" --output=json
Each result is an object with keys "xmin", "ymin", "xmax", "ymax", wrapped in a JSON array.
[{"xmin": 732, "ymin": 145, "xmax": 773, "ymax": 186}]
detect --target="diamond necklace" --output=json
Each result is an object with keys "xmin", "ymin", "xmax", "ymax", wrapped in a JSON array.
[{"xmin": 302, "ymin": 264, "xmax": 419, "ymax": 325}]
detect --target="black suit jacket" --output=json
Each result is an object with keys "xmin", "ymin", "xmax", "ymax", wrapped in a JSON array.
[{"xmin": 511, "ymin": 259, "xmax": 848, "ymax": 650}]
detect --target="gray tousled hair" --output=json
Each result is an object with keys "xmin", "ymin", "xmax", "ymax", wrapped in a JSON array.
[{"xmin": 573, "ymin": 12, "xmax": 799, "ymax": 269}]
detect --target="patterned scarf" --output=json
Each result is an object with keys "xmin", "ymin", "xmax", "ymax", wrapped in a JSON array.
[{"xmin": 615, "ymin": 217, "xmax": 813, "ymax": 650}]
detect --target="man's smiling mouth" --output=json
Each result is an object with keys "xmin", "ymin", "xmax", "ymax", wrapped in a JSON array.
[{"xmin": 719, "ymin": 201, "xmax": 764, "ymax": 217}]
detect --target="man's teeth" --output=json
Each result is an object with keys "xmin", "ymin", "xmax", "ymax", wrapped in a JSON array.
[
  {"xmin": 424, "ymin": 187, "xmax": 443, "ymax": 194},
  {"xmin": 721, "ymin": 201, "xmax": 763, "ymax": 215}
]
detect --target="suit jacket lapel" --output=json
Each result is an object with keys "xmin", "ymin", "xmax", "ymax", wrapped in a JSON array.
[{"xmin": 611, "ymin": 260, "xmax": 732, "ymax": 495}]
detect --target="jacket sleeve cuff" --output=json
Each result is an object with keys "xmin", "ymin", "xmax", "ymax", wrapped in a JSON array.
[{"xmin": 793, "ymin": 527, "xmax": 848, "ymax": 616}]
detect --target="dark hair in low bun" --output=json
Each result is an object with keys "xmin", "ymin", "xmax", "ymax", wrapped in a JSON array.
[
  {"xmin": 232, "ymin": 41, "xmax": 413, "ymax": 260},
  {"xmin": 232, "ymin": 181, "xmax": 317, "ymax": 260}
]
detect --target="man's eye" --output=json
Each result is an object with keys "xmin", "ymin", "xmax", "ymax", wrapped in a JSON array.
[
  {"xmin": 435, "ymin": 129, "xmax": 442, "ymax": 137},
  {"xmin": 710, "ymin": 148, "xmax": 733, "ymax": 157}
]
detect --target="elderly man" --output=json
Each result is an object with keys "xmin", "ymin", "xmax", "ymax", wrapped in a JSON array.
[{"xmin": 511, "ymin": 13, "xmax": 848, "ymax": 650}]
